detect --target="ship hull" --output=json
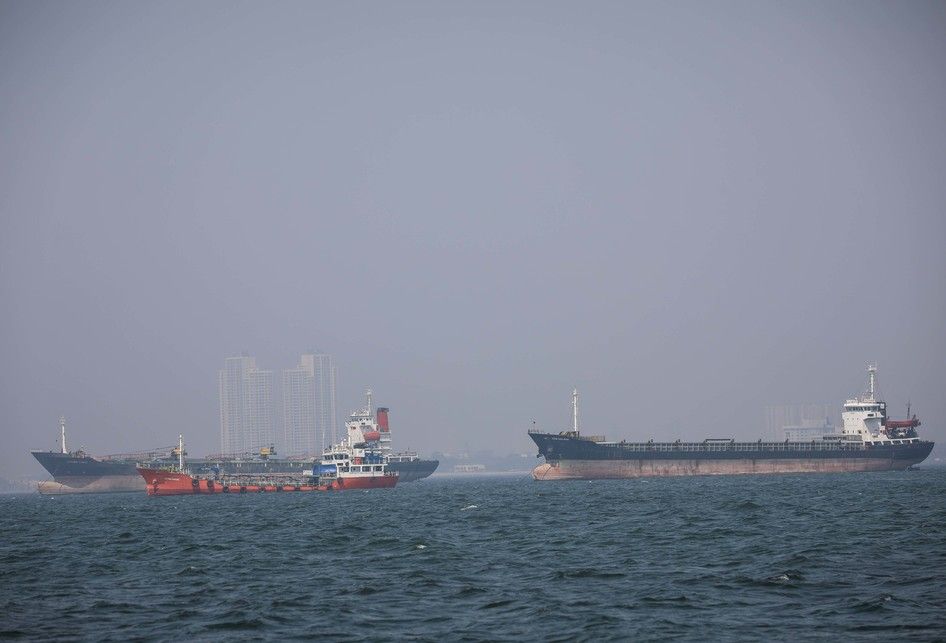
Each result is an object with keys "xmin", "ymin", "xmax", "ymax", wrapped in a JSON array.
[
  {"xmin": 32, "ymin": 450, "xmax": 138, "ymax": 476},
  {"xmin": 138, "ymin": 468, "xmax": 398, "ymax": 496},
  {"xmin": 31, "ymin": 450, "xmax": 318, "ymax": 494},
  {"xmin": 533, "ymin": 456, "xmax": 921, "ymax": 480},
  {"xmin": 30, "ymin": 450, "xmax": 417, "ymax": 493},
  {"xmin": 386, "ymin": 459, "xmax": 439, "ymax": 482},
  {"xmin": 333, "ymin": 475, "xmax": 398, "ymax": 490},
  {"xmin": 32, "ymin": 451, "xmax": 145, "ymax": 494},
  {"xmin": 529, "ymin": 433, "xmax": 934, "ymax": 480},
  {"xmin": 36, "ymin": 475, "xmax": 145, "ymax": 494}
]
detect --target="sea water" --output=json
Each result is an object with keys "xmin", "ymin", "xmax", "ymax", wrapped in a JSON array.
[{"xmin": 1, "ymin": 468, "xmax": 944, "ymax": 641}]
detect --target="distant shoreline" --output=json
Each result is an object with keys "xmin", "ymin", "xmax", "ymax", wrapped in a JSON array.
[{"xmin": 430, "ymin": 470, "xmax": 533, "ymax": 479}]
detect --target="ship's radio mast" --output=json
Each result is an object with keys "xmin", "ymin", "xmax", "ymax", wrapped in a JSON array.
[
  {"xmin": 59, "ymin": 416, "xmax": 67, "ymax": 454},
  {"xmin": 572, "ymin": 388, "xmax": 579, "ymax": 433}
]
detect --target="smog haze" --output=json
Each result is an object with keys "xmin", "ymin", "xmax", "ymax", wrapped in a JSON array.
[{"xmin": 2, "ymin": 1, "xmax": 945, "ymax": 477}]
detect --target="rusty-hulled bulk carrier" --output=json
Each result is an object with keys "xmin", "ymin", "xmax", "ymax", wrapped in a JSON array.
[{"xmin": 530, "ymin": 366, "xmax": 934, "ymax": 480}]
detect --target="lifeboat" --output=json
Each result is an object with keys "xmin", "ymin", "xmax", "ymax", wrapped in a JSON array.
[{"xmin": 885, "ymin": 416, "xmax": 920, "ymax": 429}]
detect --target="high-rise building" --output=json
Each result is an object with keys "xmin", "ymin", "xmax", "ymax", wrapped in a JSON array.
[
  {"xmin": 311, "ymin": 353, "xmax": 338, "ymax": 450},
  {"xmin": 764, "ymin": 403, "xmax": 837, "ymax": 440},
  {"xmin": 282, "ymin": 352, "xmax": 338, "ymax": 455},
  {"xmin": 282, "ymin": 359, "xmax": 314, "ymax": 455},
  {"xmin": 218, "ymin": 355, "xmax": 274, "ymax": 454}
]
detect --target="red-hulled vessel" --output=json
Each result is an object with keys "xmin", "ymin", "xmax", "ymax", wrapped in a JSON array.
[
  {"xmin": 139, "ymin": 420, "xmax": 398, "ymax": 496},
  {"xmin": 137, "ymin": 468, "xmax": 330, "ymax": 495}
]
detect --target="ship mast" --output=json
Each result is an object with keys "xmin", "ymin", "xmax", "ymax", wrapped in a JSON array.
[
  {"xmin": 59, "ymin": 416, "xmax": 67, "ymax": 454},
  {"xmin": 572, "ymin": 388, "xmax": 579, "ymax": 433},
  {"xmin": 178, "ymin": 434, "xmax": 184, "ymax": 471},
  {"xmin": 366, "ymin": 388, "xmax": 373, "ymax": 415},
  {"xmin": 867, "ymin": 363, "xmax": 877, "ymax": 401}
]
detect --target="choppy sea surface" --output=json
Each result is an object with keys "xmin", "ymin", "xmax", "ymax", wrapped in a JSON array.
[{"xmin": 2, "ymin": 468, "xmax": 945, "ymax": 641}]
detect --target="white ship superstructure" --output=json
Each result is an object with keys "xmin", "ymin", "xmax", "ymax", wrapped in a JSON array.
[
  {"xmin": 315, "ymin": 390, "xmax": 395, "ymax": 485},
  {"xmin": 840, "ymin": 365, "xmax": 922, "ymax": 447},
  {"xmin": 329, "ymin": 389, "xmax": 438, "ymax": 482}
]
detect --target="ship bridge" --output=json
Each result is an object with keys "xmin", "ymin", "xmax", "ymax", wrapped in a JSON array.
[{"xmin": 841, "ymin": 365, "xmax": 920, "ymax": 446}]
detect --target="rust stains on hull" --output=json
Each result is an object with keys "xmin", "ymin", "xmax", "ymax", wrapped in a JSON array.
[
  {"xmin": 37, "ymin": 474, "xmax": 145, "ymax": 494},
  {"xmin": 533, "ymin": 457, "xmax": 914, "ymax": 480}
]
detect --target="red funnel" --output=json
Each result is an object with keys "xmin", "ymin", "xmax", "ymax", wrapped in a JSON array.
[{"xmin": 377, "ymin": 407, "xmax": 390, "ymax": 432}]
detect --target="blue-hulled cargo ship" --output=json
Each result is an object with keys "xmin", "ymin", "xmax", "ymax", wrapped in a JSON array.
[
  {"xmin": 531, "ymin": 366, "xmax": 934, "ymax": 480},
  {"xmin": 31, "ymin": 396, "xmax": 437, "ymax": 493}
]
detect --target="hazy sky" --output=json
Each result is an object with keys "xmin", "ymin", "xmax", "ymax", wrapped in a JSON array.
[{"xmin": 2, "ymin": 1, "xmax": 945, "ymax": 477}]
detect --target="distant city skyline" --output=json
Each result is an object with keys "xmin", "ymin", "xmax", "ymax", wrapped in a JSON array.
[
  {"xmin": 765, "ymin": 404, "xmax": 836, "ymax": 441},
  {"xmin": 218, "ymin": 355, "xmax": 275, "ymax": 455},
  {"xmin": 282, "ymin": 352, "xmax": 338, "ymax": 455}
]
